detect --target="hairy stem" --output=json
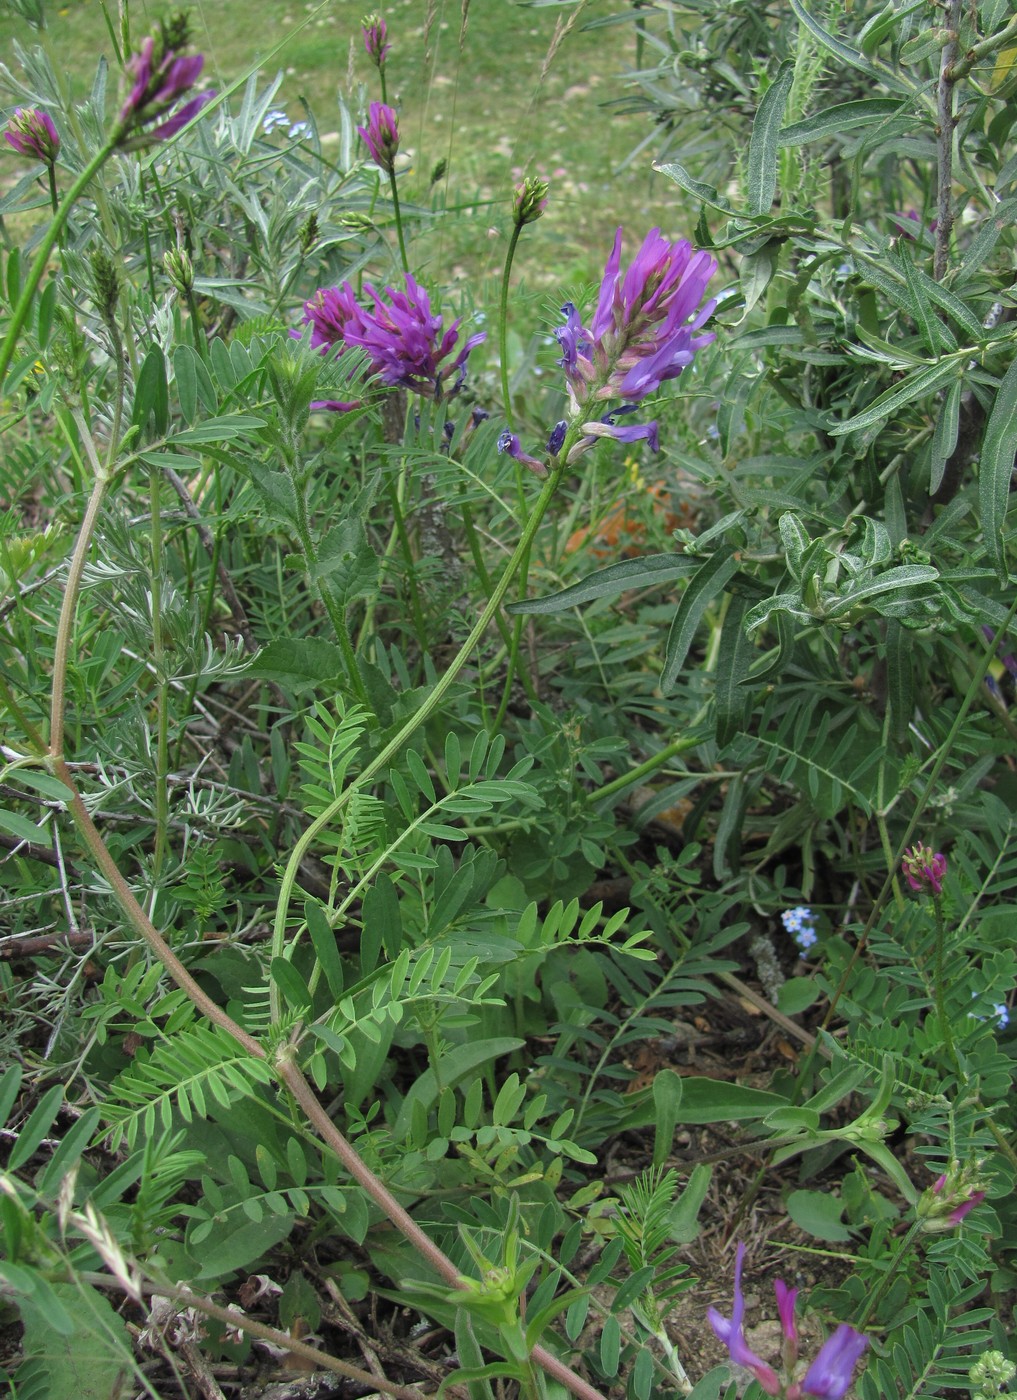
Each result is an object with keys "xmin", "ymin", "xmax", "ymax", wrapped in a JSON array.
[{"xmin": 934, "ymin": 2, "xmax": 962, "ymax": 282}]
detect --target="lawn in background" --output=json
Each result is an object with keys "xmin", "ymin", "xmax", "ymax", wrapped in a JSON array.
[{"xmin": 2, "ymin": 0, "xmax": 683, "ymax": 296}]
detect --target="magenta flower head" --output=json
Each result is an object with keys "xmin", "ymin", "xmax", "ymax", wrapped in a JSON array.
[
  {"xmin": 707, "ymin": 1244, "xmax": 782, "ymax": 1397},
  {"xmin": 901, "ymin": 844, "xmax": 946, "ymax": 896},
  {"xmin": 556, "ymin": 227, "xmax": 716, "ymax": 458},
  {"xmin": 800, "ymin": 1325, "xmax": 870, "ymax": 1399},
  {"xmin": 358, "ymin": 101, "xmax": 399, "ymax": 175},
  {"xmin": 362, "ymin": 14, "xmax": 391, "ymax": 67},
  {"xmin": 5, "ymin": 107, "xmax": 60, "ymax": 164},
  {"xmin": 117, "ymin": 28, "xmax": 215, "ymax": 146},
  {"xmin": 295, "ymin": 275, "xmax": 484, "ymax": 406}
]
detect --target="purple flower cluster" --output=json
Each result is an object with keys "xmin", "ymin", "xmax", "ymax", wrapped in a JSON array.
[
  {"xmin": 555, "ymin": 226, "xmax": 716, "ymax": 456},
  {"xmin": 5, "ymin": 107, "xmax": 60, "ymax": 164},
  {"xmin": 358, "ymin": 101, "xmax": 399, "ymax": 175},
  {"xmin": 709, "ymin": 1244, "xmax": 868, "ymax": 1400},
  {"xmin": 297, "ymin": 276, "xmax": 484, "ymax": 408},
  {"xmin": 362, "ymin": 14, "xmax": 391, "ymax": 67},
  {"xmin": 901, "ymin": 844, "xmax": 946, "ymax": 896},
  {"xmin": 918, "ymin": 1165, "xmax": 987, "ymax": 1232},
  {"xmin": 118, "ymin": 34, "xmax": 215, "ymax": 143}
]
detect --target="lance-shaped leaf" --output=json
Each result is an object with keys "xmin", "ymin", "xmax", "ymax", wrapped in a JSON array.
[
  {"xmin": 507, "ymin": 553, "xmax": 700, "ymax": 615},
  {"xmin": 747, "ymin": 61, "xmax": 794, "ymax": 215},
  {"xmin": 661, "ymin": 548, "xmax": 741, "ymax": 693},
  {"xmin": 980, "ymin": 356, "xmax": 1017, "ymax": 581}
]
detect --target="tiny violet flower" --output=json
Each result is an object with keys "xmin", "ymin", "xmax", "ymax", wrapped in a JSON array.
[
  {"xmin": 498, "ymin": 430, "xmax": 547, "ymax": 479},
  {"xmin": 800, "ymin": 1324, "xmax": 870, "ymax": 1399},
  {"xmin": 5, "ymin": 107, "xmax": 60, "ymax": 164},
  {"xmin": 901, "ymin": 845, "xmax": 946, "ymax": 896},
  {"xmin": 992, "ymin": 1002, "xmax": 1010, "ymax": 1028},
  {"xmin": 361, "ymin": 14, "xmax": 391, "ymax": 67},
  {"xmin": 707, "ymin": 1244, "xmax": 782, "ymax": 1397},
  {"xmin": 358, "ymin": 100, "xmax": 399, "ymax": 175},
  {"xmin": 513, "ymin": 175, "xmax": 549, "ymax": 227}
]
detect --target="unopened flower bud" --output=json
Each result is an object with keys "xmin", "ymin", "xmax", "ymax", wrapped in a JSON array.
[
  {"xmin": 164, "ymin": 246, "xmax": 193, "ymax": 297},
  {"xmin": 298, "ymin": 212, "xmax": 319, "ymax": 255},
  {"xmin": 361, "ymin": 14, "xmax": 391, "ymax": 67},
  {"xmin": 90, "ymin": 248, "xmax": 121, "ymax": 326},
  {"xmin": 513, "ymin": 176, "xmax": 549, "ymax": 228}
]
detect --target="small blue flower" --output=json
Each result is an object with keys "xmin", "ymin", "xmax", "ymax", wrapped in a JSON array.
[
  {"xmin": 781, "ymin": 906, "xmax": 818, "ymax": 951},
  {"xmin": 993, "ymin": 1003, "xmax": 1010, "ymax": 1028}
]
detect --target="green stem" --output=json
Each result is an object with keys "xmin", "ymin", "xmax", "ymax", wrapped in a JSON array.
[
  {"xmin": 947, "ymin": 8, "xmax": 1017, "ymax": 81},
  {"xmin": 932, "ymin": 892, "xmax": 958, "ymax": 1070},
  {"xmin": 499, "ymin": 223, "xmax": 523, "ymax": 426},
  {"xmin": 292, "ymin": 477, "xmax": 369, "ymax": 706},
  {"xmin": 270, "ymin": 460, "xmax": 567, "ymax": 1013},
  {"xmin": 46, "ymin": 165, "xmax": 59, "ymax": 223},
  {"xmin": 854, "ymin": 1220, "xmax": 922, "ymax": 1331},
  {"xmin": 385, "ymin": 477, "xmax": 428, "ymax": 650},
  {"xmin": 388, "ymin": 166, "xmax": 409, "ymax": 275},
  {"xmin": 588, "ymin": 734, "xmax": 702, "ymax": 806},
  {"xmin": 0, "ymin": 142, "xmax": 116, "ymax": 389}
]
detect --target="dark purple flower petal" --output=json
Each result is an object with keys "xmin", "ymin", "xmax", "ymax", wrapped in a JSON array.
[
  {"xmin": 498, "ymin": 430, "xmax": 547, "ymax": 478},
  {"xmin": 147, "ymin": 88, "xmax": 215, "ymax": 142},
  {"xmin": 802, "ymin": 1325, "xmax": 869, "ymax": 1399},
  {"xmin": 310, "ymin": 398, "xmax": 362, "ymax": 413},
  {"xmin": 546, "ymin": 420, "xmax": 567, "ymax": 455},
  {"xmin": 554, "ymin": 301, "xmax": 590, "ymax": 375}
]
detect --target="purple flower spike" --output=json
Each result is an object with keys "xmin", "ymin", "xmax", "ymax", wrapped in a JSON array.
[
  {"xmin": 707, "ymin": 1244, "xmax": 782, "ymax": 1397},
  {"xmin": 582, "ymin": 226, "xmax": 718, "ymax": 405},
  {"xmin": 358, "ymin": 100, "xmax": 399, "ymax": 175},
  {"xmin": 295, "ymin": 275, "xmax": 484, "ymax": 409},
  {"xmin": 5, "ymin": 107, "xmax": 60, "ymax": 164},
  {"xmin": 362, "ymin": 14, "xmax": 391, "ymax": 66},
  {"xmin": 801, "ymin": 1324, "xmax": 870, "ymax": 1399},
  {"xmin": 902, "ymin": 845, "xmax": 946, "ymax": 896}
]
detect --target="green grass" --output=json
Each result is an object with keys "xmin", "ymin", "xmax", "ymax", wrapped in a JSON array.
[{"xmin": 2, "ymin": 0, "xmax": 684, "ymax": 293}]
